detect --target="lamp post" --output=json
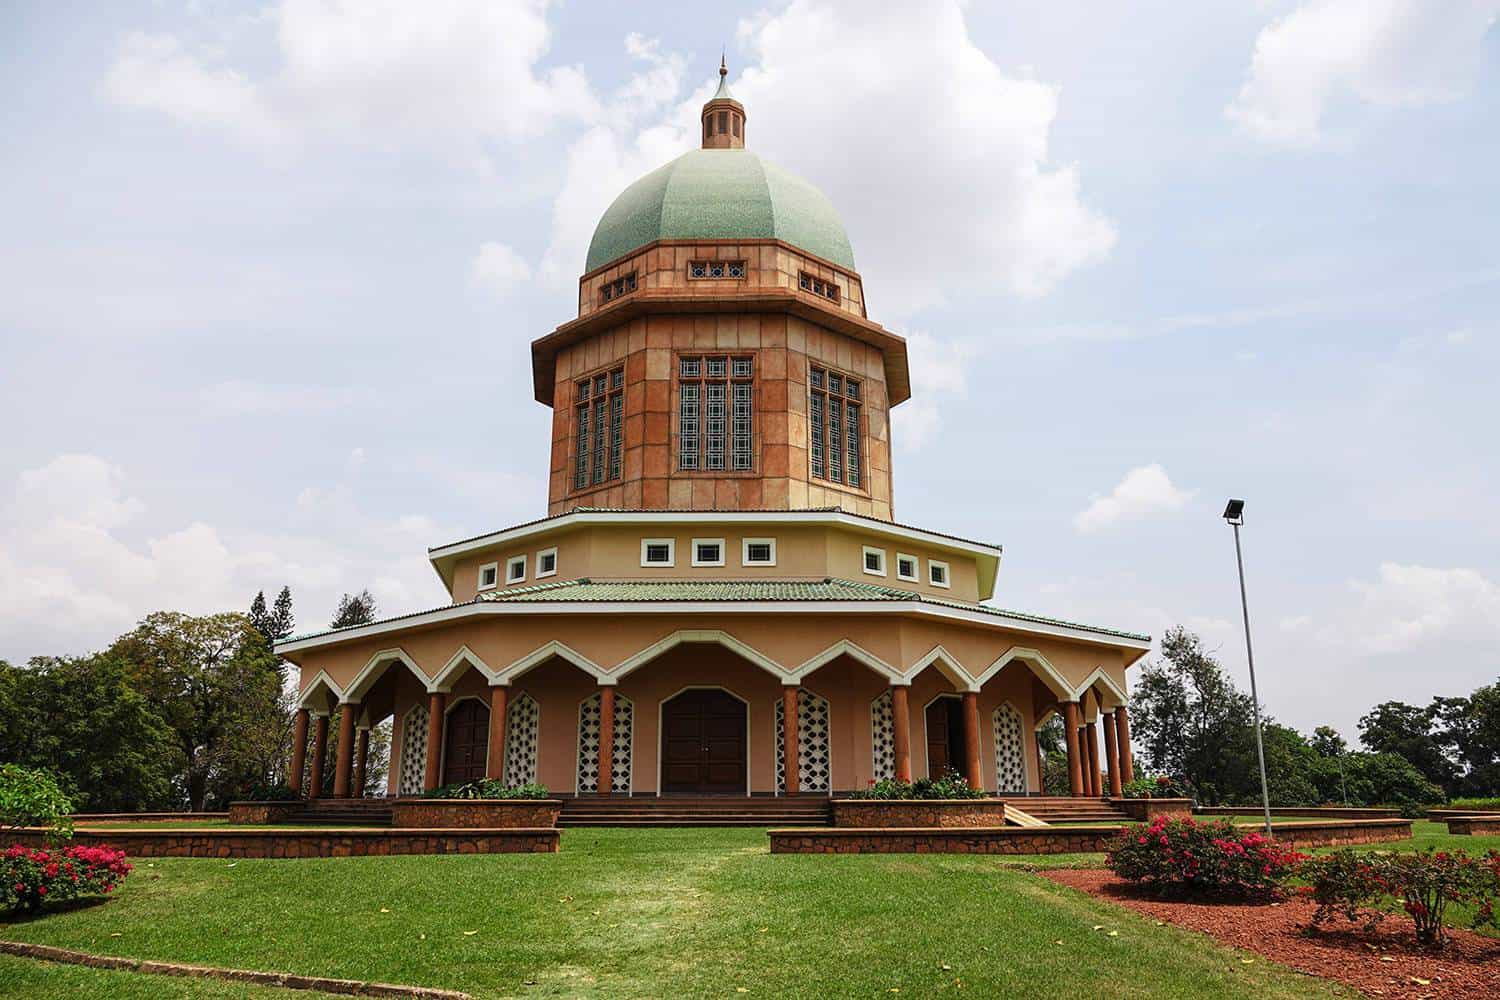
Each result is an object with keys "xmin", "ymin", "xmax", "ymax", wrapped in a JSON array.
[{"xmin": 1223, "ymin": 499, "xmax": 1273, "ymax": 835}]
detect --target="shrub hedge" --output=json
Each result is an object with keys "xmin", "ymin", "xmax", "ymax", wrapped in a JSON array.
[
  {"xmin": 1107, "ymin": 816, "xmax": 1305, "ymax": 897},
  {"xmin": 2, "ymin": 844, "xmax": 132, "ymax": 914}
]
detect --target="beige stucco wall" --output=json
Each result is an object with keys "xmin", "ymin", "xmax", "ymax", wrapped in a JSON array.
[{"xmin": 445, "ymin": 521, "xmax": 985, "ymax": 604}]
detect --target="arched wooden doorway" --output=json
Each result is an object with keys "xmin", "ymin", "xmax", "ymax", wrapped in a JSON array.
[
  {"xmin": 442, "ymin": 698, "xmax": 490, "ymax": 786},
  {"xmin": 660, "ymin": 688, "xmax": 747, "ymax": 795},
  {"xmin": 924, "ymin": 695, "xmax": 964, "ymax": 779}
]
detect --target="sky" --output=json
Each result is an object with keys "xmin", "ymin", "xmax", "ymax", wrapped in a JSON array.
[{"xmin": 2, "ymin": 1, "xmax": 1498, "ymax": 743}]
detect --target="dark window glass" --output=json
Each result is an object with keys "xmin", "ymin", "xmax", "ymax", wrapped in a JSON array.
[{"xmin": 573, "ymin": 366, "xmax": 624, "ymax": 491}]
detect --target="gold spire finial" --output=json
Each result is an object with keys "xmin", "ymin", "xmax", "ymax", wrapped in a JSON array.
[{"xmin": 720, "ymin": 51, "xmax": 727, "ymax": 77}]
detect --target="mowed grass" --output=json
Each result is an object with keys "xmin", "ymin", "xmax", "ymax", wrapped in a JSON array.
[
  {"xmin": 0, "ymin": 954, "xmax": 291, "ymax": 999},
  {"xmin": 0, "ymin": 828, "xmax": 1354, "ymax": 1000}
]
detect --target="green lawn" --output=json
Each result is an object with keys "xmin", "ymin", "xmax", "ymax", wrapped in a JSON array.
[
  {"xmin": 0, "ymin": 828, "xmax": 1355, "ymax": 999},
  {"xmin": 0, "ymin": 954, "xmax": 291, "ymax": 999}
]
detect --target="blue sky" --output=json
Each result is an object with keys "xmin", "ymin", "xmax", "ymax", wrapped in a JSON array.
[{"xmin": 2, "ymin": 1, "xmax": 1497, "ymax": 742}]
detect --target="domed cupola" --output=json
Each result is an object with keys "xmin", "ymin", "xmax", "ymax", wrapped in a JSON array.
[{"xmin": 701, "ymin": 56, "xmax": 746, "ymax": 149}]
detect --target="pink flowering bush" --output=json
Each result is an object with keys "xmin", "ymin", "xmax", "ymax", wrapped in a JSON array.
[
  {"xmin": 1106, "ymin": 815, "xmax": 1306, "ymax": 897},
  {"xmin": 1, "ymin": 844, "xmax": 133, "ymax": 914},
  {"xmin": 1300, "ymin": 847, "xmax": 1500, "ymax": 948}
]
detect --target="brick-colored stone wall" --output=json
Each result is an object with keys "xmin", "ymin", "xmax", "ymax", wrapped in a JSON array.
[
  {"xmin": 390, "ymin": 799, "xmax": 561, "ymax": 829},
  {"xmin": 548, "ymin": 311, "xmax": 893, "ymax": 518},
  {"xmin": 1445, "ymin": 816, "xmax": 1500, "ymax": 835},
  {"xmin": 1194, "ymin": 806, "xmax": 1401, "ymax": 819},
  {"xmin": 228, "ymin": 802, "xmax": 305, "ymax": 825},
  {"xmin": 1115, "ymin": 798, "xmax": 1194, "ymax": 822},
  {"xmin": 1252, "ymin": 819, "xmax": 1413, "ymax": 847},
  {"xmin": 770, "ymin": 827, "xmax": 1115, "ymax": 855},
  {"xmin": 831, "ymin": 799, "xmax": 1007, "ymax": 829},
  {"xmin": 1427, "ymin": 808, "xmax": 1500, "ymax": 822},
  {"xmin": 10, "ymin": 827, "xmax": 558, "ymax": 858}
]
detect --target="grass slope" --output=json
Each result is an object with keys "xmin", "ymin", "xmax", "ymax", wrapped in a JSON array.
[{"xmin": 0, "ymin": 828, "xmax": 1351, "ymax": 999}]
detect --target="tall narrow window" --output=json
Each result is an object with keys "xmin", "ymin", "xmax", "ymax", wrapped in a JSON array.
[
  {"xmin": 574, "ymin": 366, "xmax": 624, "ymax": 491},
  {"xmin": 809, "ymin": 366, "xmax": 864, "ymax": 489},
  {"xmin": 678, "ymin": 355, "xmax": 753, "ymax": 471}
]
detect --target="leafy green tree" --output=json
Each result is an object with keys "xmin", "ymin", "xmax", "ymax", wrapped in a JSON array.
[
  {"xmin": 107, "ymin": 612, "xmax": 287, "ymax": 810},
  {"xmin": 1310, "ymin": 725, "xmax": 1348, "ymax": 758},
  {"xmin": 330, "ymin": 590, "xmax": 377, "ymax": 629},
  {"xmin": 1434, "ymin": 681, "xmax": 1500, "ymax": 796},
  {"xmin": 1358, "ymin": 700, "xmax": 1456, "ymax": 792},
  {"xmin": 0, "ymin": 764, "xmax": 74, "ymax": 837},
  {"xmin": 0, "ymin": 656, "xmax": 176, "ymax": 811}
]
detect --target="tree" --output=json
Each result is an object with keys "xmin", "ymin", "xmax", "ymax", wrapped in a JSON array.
[
  {"xmin": 330, "ymin": 590, "xmax": 377, "ymax": 629},
  {"xmin": 1433, "ymin": 681, "xmax": 1500, "ymax": 796},
  {"xmin": 0, "ymin": 655, "xmax": 176, "ymax": 812},
  {"xmin": 107, "ymin": 612, "xmax": 287, "ymax": 810},
  {"xmin": 1358, "ymin": 700, "xmax": 1456, "ymax": 793},
  {"xmin": 1310, "ymin": 725, "xmax": 1347, "ymax": 758},
  {"xmin": 1129, "ymin": 626, "xmax": 1260, "ymax": 804},
  {"xmin": 248, "ymin": 586, "xmax": 295, "ymax": 647}
]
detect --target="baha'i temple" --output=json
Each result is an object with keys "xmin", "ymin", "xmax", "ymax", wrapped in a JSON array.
[{"xmin": 276, "ymin": 64, "xmax": 1150, "ymax": 812}]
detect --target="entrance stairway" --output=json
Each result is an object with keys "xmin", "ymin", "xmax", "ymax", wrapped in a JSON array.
[
  {"xmin": 1012, "ymin": 796, "xmax": 1130, "ymax": 825},
  {"xmin": 295, "ymin": 799, "xmax": 394, "ymax": 826},
  {"xmin": 559, "ymin": 796, "xmax": 833, "ymax": 828}
]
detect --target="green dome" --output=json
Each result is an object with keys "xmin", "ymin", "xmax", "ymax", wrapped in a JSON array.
[{"xmin": 585, "ymin": 149, "xmax": 856, "ymax": 273}]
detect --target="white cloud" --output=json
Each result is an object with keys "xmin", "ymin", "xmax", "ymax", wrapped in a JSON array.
[
  {"xmin": 102, "ymin": 0, "xmax": 597, "ymax": 152},
  {"xmin": 1322, "ymin": 562, "xmax": 1500, "ymax": 655},
  {"xmin": 469, "ymin": 241, "xmax": 533, "ymax": 298},
  {"xmin": 1074, "ymin": 464, "xmax": 1196, "ymax": 534},
  {"xmin": 1227, "ymin": 0, "xmax": 1500, "ymax": 143},
  {"xmin": 539, "ymin": 1, "xmax": 1114, "ymax": 312},
  {"xmin": 894, "ymin": 331, "xmax": 977, "ymax": 449},
  {"xmin": 0, "ymin": 455, "xmax": 451, "ymax": 661}
]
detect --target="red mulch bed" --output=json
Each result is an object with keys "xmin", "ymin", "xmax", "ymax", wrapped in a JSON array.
[{"xmin": 1043, "ymin": 869, "xmax": 1500, "ymax": 999}]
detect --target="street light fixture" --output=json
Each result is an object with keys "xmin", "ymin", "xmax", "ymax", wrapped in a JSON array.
[{"xmin": 1223, "ymin": 498, "xmax": 1273, "ymax": 835}]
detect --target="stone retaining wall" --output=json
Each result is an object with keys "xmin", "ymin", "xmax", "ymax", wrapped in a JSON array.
[
  {"xmin": 770, "ymin": 826, "xmax": 1115, "ymax": 855},
  {"xmin": 72, "ymin": 812, "xmax": 230, "ymax": 823},
  {"xmin": 1427, "ymin": 808, "xmax": 1500, "ymax": 822},
  {"xmin": 769, "ymin": 817, "xmax": 1413, "ymax": 855},
  {"xmin": 228, "ymin": 802, "xmax": 306, "ymax": 824},
  {"xmin": 10, "ymin": 827, "xmax": 558, "ymax": 858},
  {"xmin": 1195, "ymin": 806, "xmax": 1401, "ymax": 819},
  {"xmin": 1115, "ymin": 798, "xmax": 1194, "ymax": 822},
  {"xmin": 830, "ymin": 799, "xmax": 1006, "ymax": 829},
  {"xmin": 390, "ymin": 799, "xmax": 561, "ymax": 829},
  {"xmin": 1445, "ymin": 815, "xmax": 1500, "ymax": 835}
]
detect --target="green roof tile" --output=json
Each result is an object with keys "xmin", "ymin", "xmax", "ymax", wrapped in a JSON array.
[{"xmin": 585, "ymin": 150, "xmax": 856, "ymax": 273}]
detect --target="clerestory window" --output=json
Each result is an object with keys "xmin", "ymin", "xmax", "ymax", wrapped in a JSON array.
[
  {"xmin": 678, "ymin": 355, "xmax": 754, "ymax": 472},
  {"xmin": 574, "ymin": 366, "xmax": 624, "ymax": 491},
  {"xmin": 809, "ymin": 365, "xmax": 863, "ymax": 489}
]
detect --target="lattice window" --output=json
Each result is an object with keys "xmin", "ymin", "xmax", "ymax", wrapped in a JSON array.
[
  {"xmin": 870, "ymin": 691, "xmax": 895, "ymax": 781},
  {"xmin": 574, "ymin": 366, "xmax": 624, "ymax": 491},
  {"xmin": 678, "ymin": 355, "xmax": 752, "ymax": 471},
  {"xmin": 398, "ymin": 704, "xmax": 429, "ymax": 796},
  {"xmin": 775, "ymin": 690, "xmax": 832, "ymax": 793},
  {"xmin": 576, "ymin": 692, "xmax": 634, "ymax": 793},
  {"xmin": 504, "ymin": 693, "xmax": 540, "ymax": 786},
  {"xmin": 688, "ymin": 260, "xmax": 746, "ymax": 279},
  {"xmin": 598, "ymin": 271, "xmax": 637, "ymax": 304},
  {"xmin": 993, "ymin": 703, "xmax": 1027, "ymax": 794},
  {"xmin": 809, "ymin": 365, "xmax": 864, "ymax": 489},
  {"xmin": 797, "ymin": 271, "xmax": 839, "ymax": 302}
]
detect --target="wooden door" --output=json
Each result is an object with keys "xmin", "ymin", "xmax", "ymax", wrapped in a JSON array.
[
  {"xmin": 661, "ymin": 689, "xmax": 746, "ymax": 795},
  {"xmin": 925, "ymin": 697, "xmax": 963, "ymax": 779},
  {"xmin": 442, "ymin": 699, "xmax": 490, "ymax": 786}
]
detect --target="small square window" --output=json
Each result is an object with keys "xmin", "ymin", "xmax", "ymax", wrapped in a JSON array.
[
  {"xmin": 862, "ymin": 546, "xmax": 886, "ymax": 577},
  {"xmin": 478, "ymin": 562, "xmax": 498, "ymax": 591},
  {"xmin": 691, "ymin": 538, "xmax": 725, "ymax": 567},
  {"xmin": 707, "ymin": 356, "xmax": 726, "ymax": 377},
  {"xmin": 928, "ymin": 560, "xmax": 951, "ymax": 588},
  {"xmin": 742, "ymin": 538, "xmax": 776, "ymax": 566},
  {"xmin": 896, "ymin": 554, "xmax": 918, "ymax": 582},
  {"xmin": 535, "ymin": 547, "xmax": 558, "ymax": 579},
  {"xmin": 731, "ymin": 356, "xmax": 752, "ymax": 378},
  {"xmin": 680, "ymin": 357, "xmax": 701, "ymax": 377},
  {"xmin": 641, "ymin": 538, "xmax": 676, "ymax": 567},
  {"xmin": 506, "ymin": 555, "xmax": 527, "ymax": 584}
]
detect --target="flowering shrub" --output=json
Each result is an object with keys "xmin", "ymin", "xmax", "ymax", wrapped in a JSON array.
[
  {"xmin": 1300, "ymin": 848, "xmax": 1500, "ymax": 947},
  {"xmin": 421, "ymin": 780, "xmax": 549, "ymax": 800},
  {"xmin": 1, "ymin": 844, "xmax": 133, "ymax": 914},
  {"xmin": 845, "ymin": 767, "xmax": 985, "ymax": 800},
  {"xmin": 1107, "ymin": 816, "xmax": 1306, "ymax": 897}
]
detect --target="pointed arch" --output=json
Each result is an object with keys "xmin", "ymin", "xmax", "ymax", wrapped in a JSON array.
[
  {"xmin": 613, "ymin": 630, "xmax": 787, "ymax": 682},
  {"xmin": 296, "ymin": 670, "xmax": 343, "ymax": 712},
  {"xmin": 972, "ymin": 646, "xmax": 1074, "ymax": 702},
  {"xmin": 1077, "ymin": 666, "xmax": 1128, "ymax": 710},
  {"xmin": 902, "ymin": 644, "xmax": 976, "ymax": 692},
  {"xmin": 788, "ymin": 639, "xmax": 902, "ymax": 685},
  {"xmin": 342, "ymin": 647, "xmax": 432, "ymax": 703},
  {"xmin": 495, "ymin": 641, "xmax": 610, "ymax": 686},
  {"xmin": 429, "ymin": 645, "xmax": 498, "ymax": 692}
]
